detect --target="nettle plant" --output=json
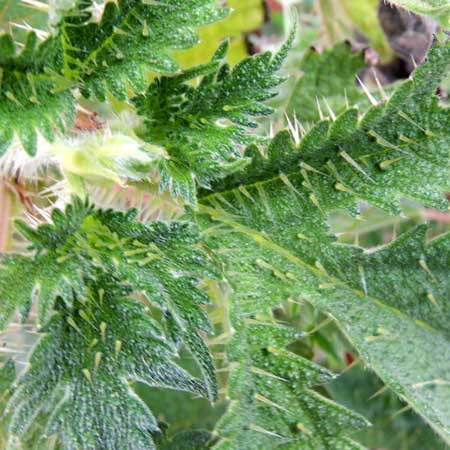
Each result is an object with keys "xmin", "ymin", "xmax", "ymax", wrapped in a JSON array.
[{"xmin": 0, "ymin": 0, "xmax": 449, "ymax": 449}]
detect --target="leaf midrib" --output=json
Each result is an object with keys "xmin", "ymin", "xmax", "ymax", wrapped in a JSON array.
[
  {"xmin": 200, "ymin": 116, "xmax": 450, "ymax": 203},
  {"xmin": 198, "ymin": 204, "xmax": 440, "ymax": 336}
]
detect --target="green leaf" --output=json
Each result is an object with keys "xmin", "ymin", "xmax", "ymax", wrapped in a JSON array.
[
  {"xmin": 158, "ymin": 430, "xmax": 213, "ymax": 449},
  {"xmin": 0, "ymin": 0, "xmax": 230, "ymax": 156},
  {"xmin": 60, "ymin": 0, "xmax": 229, "ymax": 100},
  {"xmin": 196, "ymin": 40, "xmax": 450, "ymax": 444},
  {"xmin": 137, "ymin": 350, "xmax": 227, "ymax": 435},
  {"xmin": 330, "ymin": 366, "xmax": 448, "ymax": 450},
  {"xmin": 0, "ymin": 360, "xmax": 15, "ymax": 450},
  {"xmin": 0, "ymin": 359, "xmax": 15, "ymax": 408},
  {"xmin": 134, "ymin": 28, "xmax": 296, "ymax": 204},
  {"xmin": 0, "ymin": 0, "xmax": 49, "ymax": 44},
  {"xmin": 287, "ymin": 42, "xmax": 366, "ymax": 123},
  {"xmin": 389, "ymin": 0, "xmax": 450, "ymax": 27},
  {"xmin": 213, "ymin": 317, "xmax": 368, "ymax": 449},
  {"xmin": 211, "ymin": 40, "xmax": 450, "ymax": 212},
  {"xmin": 0, "ymin": 32, "xmax": 74, "ymax": 155},
  {"xmin": 5, "ymin": 286, "xmax": 207, "ymax": 450},
  {"xmin": 0, "ymin": 252, "xmax": 86, "ymax": 330},
  {"xmin": 0, "ymin": 197, "xmax": 218, "ymax": 401}
]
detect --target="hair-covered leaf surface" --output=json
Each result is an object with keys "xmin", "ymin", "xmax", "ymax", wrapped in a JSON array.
[
  {"xmin": 0, "ymin": 0, "xmax": 228, "ymax": 156},
  {"xmin": 0, "ymin": 32, "xmax": 74, "ymax": 155},
  {"xmin": 287, "ymin": 42, "xmax": 366, "ymax": 123},
  {"xmin": 59, "ymin": 0, "xmax": 228, "ymax": 100},
  {"xmin": 211, "ymin": 40, "xmax": 450, "ymax": 212},
  {"xmin": 196, "ymin": 41, "xmax": 450, "ymax": 445},
  {"xmin": 4, "ymin": 286, "xmax": 207, "ymax": 450},
  {"xmin": 0, "ymin": 360, "xmax": 15, "ymax": 450},
  {"xmin": 212, "ymin": 315, "xmax": 368, "ymax": 449},
  {"xmin": 133, "ymin": 28, "xmax": 295, "ymax": 205},
  {"xmin": 0, "ymin": 197, "xmax": 218, "ymax": 401}
]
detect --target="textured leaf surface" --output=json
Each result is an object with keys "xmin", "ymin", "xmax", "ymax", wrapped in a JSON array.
[
  {"xmin": 0, "ymin": 32, "xmax": 74, "ymax": 155},
  {"xmin": 287, "ymin": 42, "xmax": 366, "ymax": 123},
  {"xmin": 212, "ymin": 317, "xmax": 368, "ymax": 449},
  {"xmin": 330, "ymin": 366, "xmax": 449, "ymax": 449},
  {"xmin": 0, "ymin": 360, "xmax": 15, "ymax": 450},
  {"xmin": 0, "ymin": 0, "xmax": 49, "ymax": 44},
  {"xmin": 0, "ymin": 252, "xmax": 86, "ymax": 330},
  {"xmin": 134, "ymin": 31, "xmax": 295, "ymax": 204},
  {"xmin": 0, "ymin": 197, "xmax": 218, "ymax": 401},
  {"xmin": 0, "ymin": 0, "xmax": 227, "ymax": 156},
  {"xmin": 0, "ymin": 359, "xmax": 14, "ymax": 395},
  {"xmin": 157, "ymin": 430, "xmax": 213, "ymax": 449},
  {"xmin": 212, "ymin": 41, "xmax": 450, "ymax": 212},
  {"xmin": 5, "ymin": 286, "xmax": 207, "ymax": 450},
  {"xmin": 60, "ymin": 0, "xmax": 227, "ymax": 100},
  {"xmin": 197, "ymin": 41, "xmax": 450, "ymax": 445}
]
